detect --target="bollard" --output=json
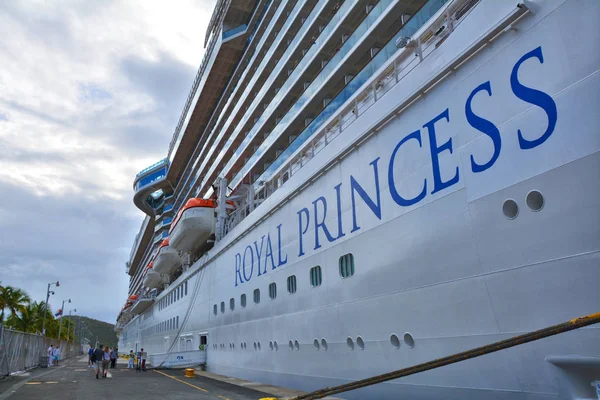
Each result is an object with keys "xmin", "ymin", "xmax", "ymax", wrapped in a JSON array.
[{"xmin": 185, "ymin": 368, "xmax": 195, "ymax": 378}]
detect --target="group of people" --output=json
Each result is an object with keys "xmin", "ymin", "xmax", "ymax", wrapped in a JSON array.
[
  {"xmin": 127, "ymin": 348, "xmax": 147, "ymax": 371},
  {"xmin": 87, "ymin": 345, "xmax": 118, "ymax": 379},
  {"xmin": 46, "ymin": 345, "xmax": 60, "ymax": 367}
]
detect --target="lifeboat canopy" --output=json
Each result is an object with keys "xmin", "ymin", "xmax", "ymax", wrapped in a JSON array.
[
  {"xmin": 169, "ymin": 198, "xmax": 216, "ymax": 253},
  {"xmin": 153, "ymin": 237, "xmax": 181, "ymax": 275}
]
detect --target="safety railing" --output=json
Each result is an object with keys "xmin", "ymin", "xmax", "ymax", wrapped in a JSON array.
[
  {"xmin": 221, "ymin": 0, "xmax": 470, "ymax": 239},
  {"xmin": 0, "ymin": 325, "xmax": 81, "ymax": 377}
]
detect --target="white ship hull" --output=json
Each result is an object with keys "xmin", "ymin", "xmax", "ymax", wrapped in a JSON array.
[{"xmin": 120, "ymin": 0, "xmax": 600, "ymax": 398}]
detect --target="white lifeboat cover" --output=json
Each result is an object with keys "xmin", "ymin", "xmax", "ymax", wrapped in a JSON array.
[
  {"xmin": 153, "ymin": 245, "xmax": 181, "ymax": 275},
  {"xmin": 169, "ymin": 206, "xmax": 215, "ymax": 253},
  {"xmin": 143, "ymin": 269, "xmax": 162, "ymax": 289}
]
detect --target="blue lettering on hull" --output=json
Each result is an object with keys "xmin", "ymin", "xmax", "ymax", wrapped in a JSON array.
[{"xmin": 233, "ymin": 46, "xmax": 557, "ymax": 286}]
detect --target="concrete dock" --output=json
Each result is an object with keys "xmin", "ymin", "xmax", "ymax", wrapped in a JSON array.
[{"xmin": 0, "ymin": 355, "xmax": 283, "ymax": 400}]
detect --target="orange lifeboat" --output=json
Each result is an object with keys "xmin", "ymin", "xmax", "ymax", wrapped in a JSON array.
[
  {"xmin": 169, "ymin": 198, "xmax": 216, "ymax": 253},
  {"xmin": 153, "ymin": 238, "xmax": 181, "ymax": 275}
]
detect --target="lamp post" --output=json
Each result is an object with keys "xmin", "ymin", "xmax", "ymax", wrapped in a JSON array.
[
  {"xmin": 67, "ymin": 309, "xmax": 76, "ymax": 341},
  {"xmin": 42, "ymin": 281, "xmax": 60, "ymax": 336},
  {"xmin": 57, "ymin": 298, "xmax": 71, "ymax": 340}
]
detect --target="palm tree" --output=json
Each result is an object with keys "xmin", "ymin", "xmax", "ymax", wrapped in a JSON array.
[
  {"xmin": 7, "ymin": 302, "xmax": 40, "ymax": 333},
  {"xmin": 0, "ymin": 286, "xmax": 31, "ymax": 323}
]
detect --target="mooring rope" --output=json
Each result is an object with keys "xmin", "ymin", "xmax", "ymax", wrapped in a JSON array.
[{"xmin": 290, "ymin": 311, "xmax": 600, "ymax": 400}]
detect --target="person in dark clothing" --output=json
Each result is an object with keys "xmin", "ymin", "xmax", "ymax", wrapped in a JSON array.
[
  {"xmin": 94, "ymin": 345, "xmax": 105, "ymax": 379},
  {"xmin": 109, "ymin": 348, "xmax": 117, "ymax": 369}
]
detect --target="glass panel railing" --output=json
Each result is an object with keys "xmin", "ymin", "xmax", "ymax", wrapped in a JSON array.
[
  {"xmin": 228, "ymin": 0, "xmax": 395, "ymax": 188},
  {"xmin": 135, "ymin": 158, "xmax": 168, "ymax": 180},
  {"xmin": 173, "ymin": 0, "xmax": 290, "ymax": 204},
  {"xmin": 174, "ymin": 0, "xmax": 318, "ymax": 211},
  {"xmin": 135, "ymin": 167, "xmax": 167, "ymax": 191},
  {"xmin": 210, "ymin": 0, "xmax": 357, "ymax": 189},
  {"xmin": 223, "ymin": 24, "xmax": 248, "ymax": 41},
  {"xmin": 251, "ymin": 0, "xmax": 448, "ymax": 189}
]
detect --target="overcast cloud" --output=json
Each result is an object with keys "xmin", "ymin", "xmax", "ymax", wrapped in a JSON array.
[{"xmin": 0, "ymin": 0, "xmax": 214, "ymax": 323}]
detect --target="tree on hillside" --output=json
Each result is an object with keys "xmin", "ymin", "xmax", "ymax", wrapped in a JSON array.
[{"xmin": 0, "ymin": 284, "xmax": 31, "ymax": 324}]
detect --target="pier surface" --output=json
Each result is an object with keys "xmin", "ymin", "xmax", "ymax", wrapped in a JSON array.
[{"xmin": 0, "ymin": 355, "xmax": 275, "ymax": 400}]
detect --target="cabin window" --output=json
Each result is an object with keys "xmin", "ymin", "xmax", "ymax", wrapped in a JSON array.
[
  {"xmin": 220, "ymin": 301, "xmax": 225, "ymax": 314},
  {"xmin": 230, "ymin": 298, "xmax": 235, "ymax": 311},
  {"xmin": 176, "ymin": 316, "xmax": 179, "ymax": 329},
  {"xmin": 177, "ymin": 287, "xmax": 180, "ymax": 300},
  {"xmin": 287, "ymin": 275, "xmax": 297, "ymax": 294},
  {"xmin": 269, "ymin": 282, "xmax": 277, "ymax": 299},
  {"xmin": 339, "ymin": 253, "xmax": 355, "ymax": 278},
  {"xmin": 213, "ymin": 304, "xmax": 217, "ymax": 315},
  {"xmin": 310, "ymin": 266, "xmax": 322, "ymax": 287},
  {"xmin": 185, "ymin": 281, "xmax": 188, "ymax": 295},
  {"xmin": 253, "ymin": 289, "xmax": 260, "ymax": 304},
  {"xmin": 241, "ymin": 294, "xmax": 247, "ymax": 308}
]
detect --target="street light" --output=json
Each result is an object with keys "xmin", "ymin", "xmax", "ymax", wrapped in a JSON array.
[
  {"xmin": 42, "ymin": 281, "xmax": 60, "ymax": 336},
  {"xmin": 57, "ymin": 298, "xmax": 71, "ymax": 340}
]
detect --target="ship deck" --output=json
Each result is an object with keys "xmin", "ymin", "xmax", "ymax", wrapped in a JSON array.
[{"xmin": 0, "ymin": 355, "xmax": 339, "ymax": 400}]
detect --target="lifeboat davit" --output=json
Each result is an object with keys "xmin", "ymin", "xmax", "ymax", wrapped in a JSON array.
[
  {"xmin": 153, "ymin": 239, "xmax": 181, "ymax": 275},
  {"xmin": 169, "ymin": 199, "xmax": 216, "ymax": 253},
  {"xmin": 143, "ymin": 262, "xmax": 162, "ymax": 289}
]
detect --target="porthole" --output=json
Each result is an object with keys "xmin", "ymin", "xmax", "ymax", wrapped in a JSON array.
[
  {"xmin": 404, "ymin": 332, "xmax": 415, "ymax": 348},
  {"xmin": 253, "ymin": 342, "xmax": 257, "ymax": 350},
  {"xmin": 213, "ymin": 304, "xmax": 217, "ymax": 315},
  {"xmin": 232, "ymin": 343, "xmax": 235, "ymax": 349},
  {"xmin": 310, "ymin": 265, "xmax": 322, "ymax": 287},
  {"xmin": 269, "ymin": 282, "xmax": 277, "ymax": 299},
  {"xmin": 269, "ymin": 341, "xmax": 274, "ymax": 351},
  {"xmin": 274, "ymin": 341, "xmax": 278, "ymax": 351},
  {"xmin": 220, "ymin": 301, "xmax": 225, "ymax": 314},
  {"xmin": 313, "ymin": 339, "xmax": 320, "ymax": 350},
  {"xmin": 356, "ymin": 336, "xmax": 365, "ymax": 350},
  {"xmin": 289, "ymin": 340, "xmax": 294, "ymax": 351},
  {"xmin": 321, "ymin": 339, "xmax": 328, "ymax": 351},
  {"xmin": 241, "ymin": 293, "xmax": 247, "ymax": 308},
  {"xmin": 339, "ymin": 253, "xmax": 355, "ymax": 278},
  {"xmin": 346, "ymin": 337, "xmax": 354, "ymax": 350},
  {"xmin": 253, "ymin": 288, "xmax": 260, "ymax": 304},
  {"xmin": 526, "ymin": 190, "xmax": 544, "ymax": 211},
  {"xmin": 240, "ymin": 342, "xmax": 243, "ymax": 350},
  {"xmin": 257, "ymin": 342, "xmax": 261, "ymax": 351},
  {"xmin": 230, "ymin": 298, "xmax": 235, "ymax": 311},
  {"xmin": 390, "ymin": 334, "xmax": 400, "ymax": 349},
  {"xmin": 294, "ymin": 340, "xmax": 300, "ymax": 351},
  {"xmin": 502, "ymin": 199, "xmax": 518, "ymax": 219}
]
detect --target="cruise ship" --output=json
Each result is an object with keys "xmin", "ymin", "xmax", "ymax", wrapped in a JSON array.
[{"xmin": 117, "ymin": 0, "xmax": 600, "ymax": 398}]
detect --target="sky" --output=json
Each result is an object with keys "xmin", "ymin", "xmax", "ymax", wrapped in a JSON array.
[{"xmin": 0, "ymin": 0, "xmax": 215, "ymax": 324}]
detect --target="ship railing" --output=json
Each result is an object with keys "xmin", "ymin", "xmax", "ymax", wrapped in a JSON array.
[
  {"xmin": 167, "ymin": 25, "xmax": 222, "ymax": 160},
  {"xmin": 220, "ymin": 0, "xmax": 477, "ymax": 240}
]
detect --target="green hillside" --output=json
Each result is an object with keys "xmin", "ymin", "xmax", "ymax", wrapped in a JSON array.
[{"xmin": 65, "ymin": 315, "xmax": 117, "ymax": 348}]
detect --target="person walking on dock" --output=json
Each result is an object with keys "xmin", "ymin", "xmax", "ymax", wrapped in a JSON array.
[
  {"xmin": 52, "ymin": 346, "xmax": 60, "ymax": 366},
  {"xmin": 88, "ymin": 345, "xmax": 94, "ymax": 368},
  {"xmin": 94, "ymin": 344, "xmax": 104, "ymax": 379},
  {"xmin": 101, "ymin": 346, "xmax": 110, "ymax": 378},
  {"xmin": 127, "ymin": 349, "xmax": 134, "ymax": 369},
  {"xmin": 47, "ymin": 345, "xmax": 54, "ymax": 367},
  {"xmin": 109, "ymin": 347, "xmax": 117, "ymax": 369}
]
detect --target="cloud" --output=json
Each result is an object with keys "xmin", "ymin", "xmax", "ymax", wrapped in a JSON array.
[{"xmin": 0, "ymin": 0, "xmax": 215, "ymax": 323}]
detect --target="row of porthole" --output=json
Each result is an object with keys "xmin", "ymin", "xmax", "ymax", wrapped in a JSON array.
[
  {"xmin": 212, "ymin": 333, "xmax": 416, "ymax": 351},
  {"xmin": 502, "ymin": 190, "xmax": 544, "ymax": 219}
]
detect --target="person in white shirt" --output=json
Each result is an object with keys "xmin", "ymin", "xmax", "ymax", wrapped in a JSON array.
[
  {"xmin": 52, "ymin": 346, "xmax": 60, "ymax": 366},
  {"xmin": 47, "ymin": 345, "xmax": 54, "ymax": 366}
]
